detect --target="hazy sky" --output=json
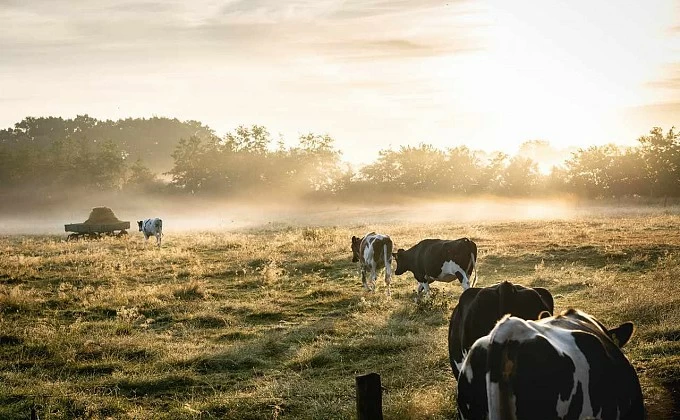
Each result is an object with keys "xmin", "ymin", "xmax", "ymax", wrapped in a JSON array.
[{"xmin": 1, "ymin": 0, "xmax": 678, "ymax": 164}]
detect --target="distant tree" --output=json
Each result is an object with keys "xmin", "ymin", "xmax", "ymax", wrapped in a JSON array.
[
  {"xmin": 501, "ymin": 156, "xmax": 540, "ymax": 196},
  {"xmin": 479, "ymin": 152, "xmax": 508, "ymax": 194},
  {"xmin": 224, "ymin": 125, "xmax": 271, "ymax": 154},
  {"xmin": 167, "ymin": 136, "xmax": 209, "ymax": 193},
  {"xmin": 446, "ymin": 146, "xmax": 482, "ymax": 193},
  {"xmin": 292, "ymin": 133, "xmax": 343, "ymax": 192},
  {"xmin": 360, "ymin": 144, "xmax": 448, "ymax": 192},
  {"xmin": 637, "ymin": 127, "xmax": 680, "ymax": 197},
  {"xmin": 565, "ymin": 144, "xmax": 622, "ymax": 198},
  {"xmin": 126, "ymin": 158, "xmax": 163, "ymax": 192},
  {"xmin": 609, "ymin": 147, "xmax": 647, "ymax": 197}
]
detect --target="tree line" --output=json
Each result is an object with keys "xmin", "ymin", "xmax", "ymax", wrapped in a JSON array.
[{"xmin": 0, "ymin": 116, "xmax": 678, "ymax": 200}]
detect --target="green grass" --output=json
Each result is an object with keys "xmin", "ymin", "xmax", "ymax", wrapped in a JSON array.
[{"xmin": 0, "ymin": 213, "xmax": 679, "ymax": 419}]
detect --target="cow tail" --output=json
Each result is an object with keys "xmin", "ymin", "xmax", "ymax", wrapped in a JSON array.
[
  {"xmin": 487, "ymin": 317, "xmax": 519, "ymax": 420},
  {"xmin": 384, "ymin": 239, "xmax": 393, "ymax": 279},
  {"xmin": 468, "ymin": 252, "xmax": 477, "ymax": 287}
]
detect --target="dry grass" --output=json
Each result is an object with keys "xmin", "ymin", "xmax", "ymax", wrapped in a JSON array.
[{"xmin": 0, "ymin": 213, "xmax": 679, "ymax": 419}]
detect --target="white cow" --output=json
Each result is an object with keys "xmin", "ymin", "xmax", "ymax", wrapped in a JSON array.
[
  {"xmin": 351, "ymin": 232, "xmax": 393, "ymax": 296},
  {"xmin": 138, "ymin": 218, "xmax": 163, "ymax": 247}
]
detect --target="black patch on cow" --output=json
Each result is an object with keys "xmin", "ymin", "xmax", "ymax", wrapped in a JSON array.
[
  {"xmin": 489, "ymin": 337, "xmax": 577, "ymax": 420},
  {"xmin": 565, "ymin": 381, "xmax": 584, "ymax": 420},
  {"xmin": 572, "ymin": 330, "xmax": 645, "ymax": 419},
  {"xmin": 457, "ymin": 341, "xmax": 489, "ymax": 420}
]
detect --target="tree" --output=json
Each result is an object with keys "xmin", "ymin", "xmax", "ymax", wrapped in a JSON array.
[
  {"xmin": 501, "ymin": 156, "xmax": 540, "ymax": 196},
  {"xmin": 565, "ymin": 145, "xmax": 621, "ymax": 198},
  {"xmin": 167, "ymin": 136, "xmax": 209, "ymax": 192},
  {"xmin": 126, "ymin": 159, "xmax": 162, "ymax": 192},
  {"xmin": 292, "ymin": 133, "xmax": 342, "ymax": 192},
  {"xmin": 637, "ymin": 127, "xmax": 680, "ymax": 197}
]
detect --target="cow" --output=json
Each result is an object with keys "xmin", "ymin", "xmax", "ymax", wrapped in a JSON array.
[
  {"xmin": 138, "ymin": 218, "xmax": 163, "ymax": 247},
  {"xmin": 392, "ymin": 238, "xmax": 477, "ymax": 294},
  {"xmin": 351, "ymin": 232, "xmax": 393, "ymax": 296},
  {"xmin": 457, "ymin": 308, "xmax": 645, "ymax": 420},
  {"xmin": 448, "ymin": 281, "xmax": 554, "ymax": 378}
]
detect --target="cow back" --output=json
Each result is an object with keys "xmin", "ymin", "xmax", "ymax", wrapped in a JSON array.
[
  {"xmin": 458, "ymin": 310, "xmax": 645, "ymax": 420},
  {"xmin": 448, "ymin": 281, "xmax": 554, "ymax": 378}
]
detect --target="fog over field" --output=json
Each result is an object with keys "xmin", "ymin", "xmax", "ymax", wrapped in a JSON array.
[{"xmin": 2, "ymin": 193, "xmax": 677, "ymax": 235}]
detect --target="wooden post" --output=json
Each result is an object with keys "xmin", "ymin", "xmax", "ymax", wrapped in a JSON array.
[{"xmin": 356, "ymin": 372, "xmax": 383, "ymax": 420}]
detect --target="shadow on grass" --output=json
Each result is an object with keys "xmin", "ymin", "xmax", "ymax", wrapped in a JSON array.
[
  {"xmin": 113, "ymin": 375, "xmax": 196, "ymax": 397},
  {"xmin": 485, "ymin": 244, "xmax": 680, "ymax": 274}
]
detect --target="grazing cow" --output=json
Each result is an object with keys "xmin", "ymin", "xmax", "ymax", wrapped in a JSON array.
[
  {"xmin": 448, "ymin": 281, "xmax": 554, "ymax": 378},
  {"xmin": 351, "ymin": 232, "xmax": 393, "ymax": 296},
  {"xmin": 138, "ymin": 218, "xmax": 163, "ymax": 247},
  {"xmin": 458, "ymin": 308, "xmax": 644, "ymax": 420},
  {"xmin": 393, "ymin": 238, "xmax": 477, "ymax": 294}
]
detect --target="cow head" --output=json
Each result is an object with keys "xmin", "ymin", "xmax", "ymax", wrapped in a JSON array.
[
  {"xmin": 351, "ymin": 236, "xmax": 361, "ymax": 262},
  {"xmin": 137, "ymin": 221, "xmax": 143, "ymax": 231},
  {"xmin": 564, "ymin": 308, "xmax": 635, "ymax": 349},
  {"xmin": 393, "ymin": 249, "xmax": 408, "ymax": 275}
]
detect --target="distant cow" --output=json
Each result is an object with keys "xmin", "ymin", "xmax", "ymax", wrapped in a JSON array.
[
  {"xmin": 458, "ymin": 308, "xmax": 644, "ymax": 420},
  {"xmin": 352, "ymin": 232, "xmax": 393, "ymax": 296},
  {"xmin": 393, "ymin": 238, "xmax": 477, "ymax": 294},
  {"xmin": 448, "ymin": 281, "xmax": 554, "ymax": 378},
  {"xmin": 138, "ymin": 218, "xmax": 163, "ymax": 247}
]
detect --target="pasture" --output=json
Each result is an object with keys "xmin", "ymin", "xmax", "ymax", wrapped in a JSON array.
[{"xmin": 1, "ymin": 211, "xmax": 679, "ymax": 419}]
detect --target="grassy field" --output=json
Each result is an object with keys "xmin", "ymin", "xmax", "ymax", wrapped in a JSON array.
[{"xmin": 1, "ymin": 212, "xmax": 680, "ymax": 419}]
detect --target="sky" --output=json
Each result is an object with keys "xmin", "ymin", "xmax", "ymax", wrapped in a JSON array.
[{"xmin": 1, "ymin": 0, "xmax": 678, "ymax": 164}]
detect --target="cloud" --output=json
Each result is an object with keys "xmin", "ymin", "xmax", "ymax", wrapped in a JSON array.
[
  {"xmin": 647, "ymin": 63, "xmax": 680, "ymax": 92},
  {"xmin": 0, "ymin": 0, "xmax": 479, "ymax": 68}
]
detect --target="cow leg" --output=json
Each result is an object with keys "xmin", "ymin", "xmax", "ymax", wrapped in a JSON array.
[
  {"xmin": 369, "ymin": 261, "xmax": 378, "ymax": 292},
  {"xmin": 361, "ymin": 266, "xmax": 369, "ymax": 291},
  {"xmin": 460, "ymin": 271, "xmax": 470, "ymax": 290},
  {"xmin": 384, "ymin": 268, "xmax": 392, "ymax": 297},
  {"xmin": 156, "ymin": 233, "xmax": 161, "ymax": 247}
]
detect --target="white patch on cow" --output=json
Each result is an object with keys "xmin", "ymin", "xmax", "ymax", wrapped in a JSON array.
[
  {"xmin": 550, "ymin": 333, "xmax": 594, "ymax": 418},
  {"xmin": 453, "ymin": 346, "xmax": 470, "ymax": 372},
  {"xmin": 454, "ymin": 359, "xmax": 464, "ymax": 377},
  {"xmin": 460, "ymin": 336, "xmax": 489, "ymax": 383},
  {"xmin": 438, "ymin": 260, "xmax": 470, "ymax": 289},
  {"xmin": 488, "ymin": 316, "xmax": 596, "ymax": 419}
]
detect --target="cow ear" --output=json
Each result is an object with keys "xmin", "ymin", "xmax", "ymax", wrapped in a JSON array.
[
  {"xmin": 538, "ymin": 310, "xmax": 552, "ymax": 320},
  {"xmin": 534, "ymin": 287, "xmax": 555, "ymax": 314},
  {"xmin": 608, "ymin": 322, "xmax": 634, "ymax": 348}
]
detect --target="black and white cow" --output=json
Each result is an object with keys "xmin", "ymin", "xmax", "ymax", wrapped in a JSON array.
[
  {"xmin": 393, "ymin": 238, "xmax": 477, "ymax": 294},
  {"xmin": 351, "ymin": 232, "xmax": 393, "ymax": 296},
  {"xmin": 137, "ymin": 218, "xmax": 163, "ymax": 247},
  {"xmin": 458, "ymin": 308, "xmax": 644, "ymax": 420},
  {"xmin": 448, "ymin": 281, "xmax": 554, "ymax": 378}
]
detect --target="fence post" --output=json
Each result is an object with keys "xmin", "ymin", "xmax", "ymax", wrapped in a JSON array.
[{"xmin": 356, "ymin": 372, "xmax": 383, "ymax": 420}]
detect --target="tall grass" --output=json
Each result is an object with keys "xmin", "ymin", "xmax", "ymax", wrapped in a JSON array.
[{"xmin": 0, "ymin": 214, "xmax": 679, "ymax": 418}]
